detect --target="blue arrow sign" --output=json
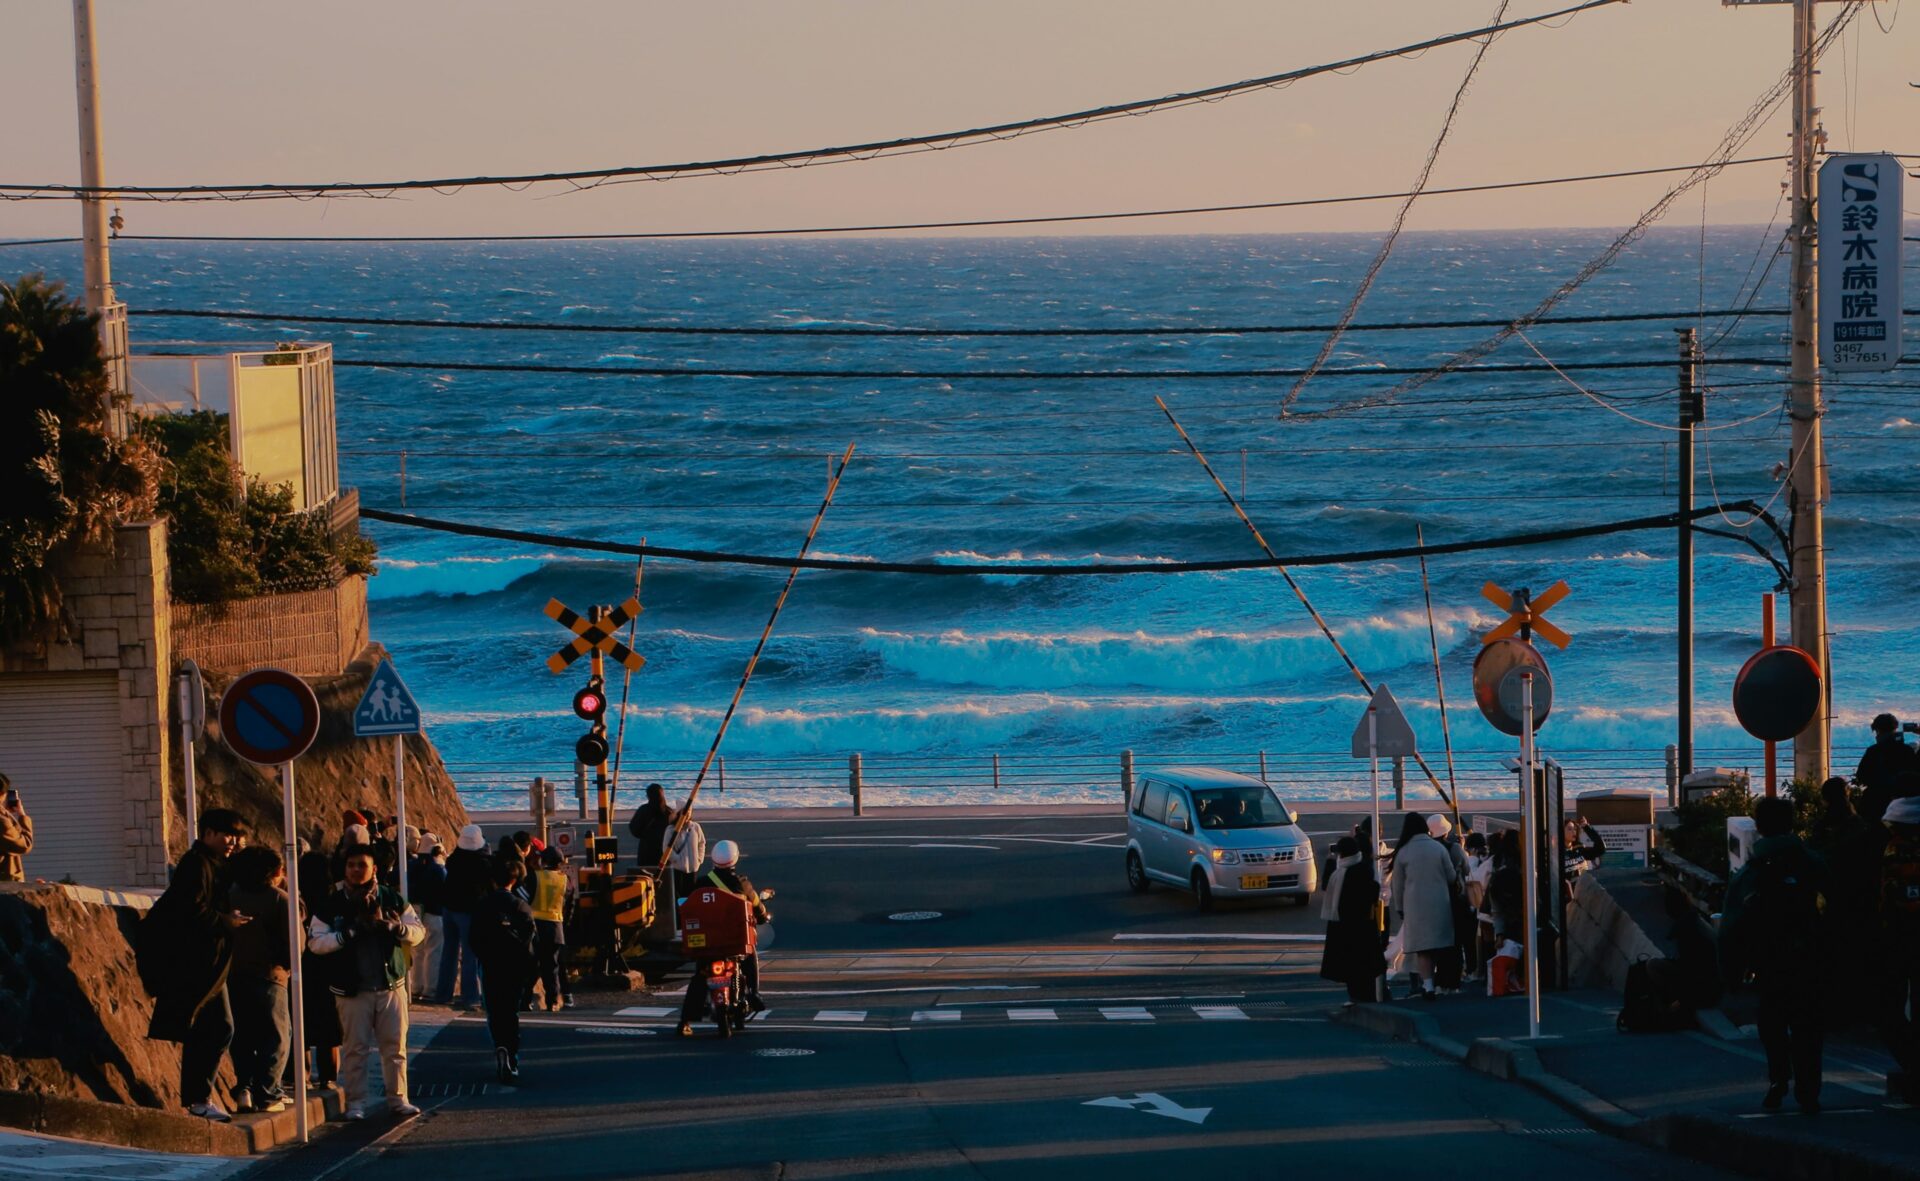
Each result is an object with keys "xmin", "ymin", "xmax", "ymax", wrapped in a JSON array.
[{"xmin": 354, "ymin": 659, "xmax": 422, "ymax": 737}]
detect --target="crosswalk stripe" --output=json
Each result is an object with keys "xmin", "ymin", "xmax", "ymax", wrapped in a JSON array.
[
  {"xmin": 613, "ymin": 1006, "xmax": 677, "ymax": 1018},
  {"xmin": 1008, "ymin": 1008, "xmax": 1058, "ymax": 1021},
  {"xmin": 814, "ymin": 1010, "xmax": 868, "ymax": 1023},
  {"xmin": 912, "ymin": 1010, "xmax": 962, "ymax": 1022},
  {"xmin": 1192, "ymin": 1005, "xmax": 1250, "ymax": 1020},
  {"xmin": 1099, "ymin": 1007, "xmax": 1154, "ymax": 1021}
]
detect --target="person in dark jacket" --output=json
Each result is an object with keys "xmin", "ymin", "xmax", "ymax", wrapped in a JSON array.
[
  {"xmin": 408, "ymin": 834, "xmax": 448, "ymax": 1002},
  {"xmin": 629, "ymin": 783, "xmax": 674, "ymax": 867},
  {"xmin": 148, "ymin": 808, "xmax": 251, "ymax": 1122},
  {"xmin": 226, "ymin": 845, "xmax": 293, "ymax": 1114},
  {"xmin": 1877, "ymin": 797, "xmax": 1920, "ymax": 1102},
  {"xmin": 473, "ymin": 858, "xmax": 536, "ymax": 1082},
  {"xmin": 1720, "ymin": 796, "xmax": 1829, "ymax": 1113},
  {"xmin": 1856, "ymin": 714, "xmax": 1919, "ymax": 821},
  {"xmin": 435, "ymin": 825, "xmax": 492, "ymax": 1009},
  {"xmin": 308, "ymin": 846, "xmax": 425, "ymax": 1120},
  {"xmin": 296, "ymin": 846, "xmax": 341, "ymax": 1087},
  {"xmin": 1319, "ymin": 837, "xmax": 1384, "ymax": 1005}
]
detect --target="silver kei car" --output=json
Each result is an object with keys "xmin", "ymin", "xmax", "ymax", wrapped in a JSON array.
[{"xmin": 1124, "ymin": 766, "xmax": 1317, "ymax": 910}]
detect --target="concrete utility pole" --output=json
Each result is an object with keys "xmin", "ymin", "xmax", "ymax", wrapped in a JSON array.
[
  {"xmin": 71, "ymin": 0, "xmax": 114, "ymax": 313},
  {"xmin": 1676, "ymin": 328, "xmax": 1700, "ymax": 782},
  {"xmin": 1784, "ymin": 0, "xmax": 1831, "ymax": 783}
]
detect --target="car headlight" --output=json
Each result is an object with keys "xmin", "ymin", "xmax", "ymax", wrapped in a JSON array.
[{"xmin": 1208, "ymin": 849, "xmax": 1240, "ymax": 864}]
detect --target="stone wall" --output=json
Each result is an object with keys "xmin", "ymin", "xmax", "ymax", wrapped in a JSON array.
[
  {"xmin": 172, "ymin": 575, "xmax": 368, "ymax": 678},
  {"xmin": 0, "ymin": 523, "xmax": 173, "ymax": 887}
]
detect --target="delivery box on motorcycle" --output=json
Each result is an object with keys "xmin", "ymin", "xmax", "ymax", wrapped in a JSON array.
[{"xmin": 681, "ymin": 885, "xmax": 756, "ymax": 958}]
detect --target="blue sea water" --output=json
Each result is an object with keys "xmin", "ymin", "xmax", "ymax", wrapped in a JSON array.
[{"xmin": 9, "ymin": 229, "xmax": 1919, "ymax": 809}]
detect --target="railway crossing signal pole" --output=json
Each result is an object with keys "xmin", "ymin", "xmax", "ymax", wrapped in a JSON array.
[{"xmin": 545, "ymin": 596, "xmax": 647, "ymax": 849}]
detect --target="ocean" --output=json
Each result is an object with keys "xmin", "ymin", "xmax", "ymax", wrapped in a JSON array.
[{"xmin": 7, "ymin": 228, "xmax": 1916, "ymax": 811}]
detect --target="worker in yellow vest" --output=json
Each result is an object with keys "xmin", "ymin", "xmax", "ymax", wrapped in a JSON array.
[{"xmin": 530, "ymin": 848, "xmax": 574, "ymax": 1012}]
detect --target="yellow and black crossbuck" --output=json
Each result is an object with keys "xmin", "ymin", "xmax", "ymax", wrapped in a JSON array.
[{"xmin": 545, "ymin": 596, "xmax": 648, "ymax": 674}]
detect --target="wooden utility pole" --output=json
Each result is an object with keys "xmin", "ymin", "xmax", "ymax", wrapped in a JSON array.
[{"xmin": 1677, "ymin": 328, "xmax": 1700, "ymax": 782}]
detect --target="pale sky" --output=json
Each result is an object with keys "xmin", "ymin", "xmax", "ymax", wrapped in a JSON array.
[{"xmin": 2, "ymin": 1, "xmax": 1916, "ymax": 238}]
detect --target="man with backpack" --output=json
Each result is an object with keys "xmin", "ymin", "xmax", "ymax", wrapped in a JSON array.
[
  {"xmin": 1876, "ymin": 797, "xmax": 1920, "ymax": 1101},
  {"xmin": 1719, "ymin": 796, "xmax": 1830, "ymax": 1113}
]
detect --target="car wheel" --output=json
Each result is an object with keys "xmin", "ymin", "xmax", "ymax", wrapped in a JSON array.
[
  {"xmin": 1292, "ymin": 892, "xmax": 1312, "ymax": 908},
  {"xmin": 1126, "ymin": 850, "xmax": 1151, "ymax": 894},
  {"xmin": 1191, "ymin": 869, "xmax": 1214, "ymax": 912}
]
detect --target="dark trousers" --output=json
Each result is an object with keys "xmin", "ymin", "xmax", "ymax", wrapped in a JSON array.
[
  {"xmin": 1757, "ymin": 982, "xmax": 1824, "ymax": 1101},
  {"xmin": 482, "ymin": 968, "xmax": 526, "ymax": 1054},
  {"xmin": 534, "ymin": 924, "xmax": 563, "ymax": 1007},
  {"xmin": 228, "ymin": 976, "xmax": 290, "ymax": 1102},
  {"xmin": 1879, "ymin": 965, "xmax": 1920, "ymax": 1079},
  {"xmin": 435, "ymin": 909, "xmax": 481, "ymax": 1005},
  {"xmin": 680, "ymin": 954, "xmax": 760, "ymax": 1022},
  {"xmin": 181, "ymin": 987, "xmax": 234, "ymax": 1107}
]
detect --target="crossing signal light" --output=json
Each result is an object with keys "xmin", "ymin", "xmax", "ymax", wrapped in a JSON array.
[
  {"xmin": 575, "ymin": 731, "xmax": 610, "ymax": 767},
  {"xmin": 573, "ymin": 681, "xmax": 607, "ymax": 722}
]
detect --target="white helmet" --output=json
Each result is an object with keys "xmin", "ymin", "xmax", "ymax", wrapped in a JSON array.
[{"xmin": 712, "ymin": 839, "xmax": 741, "ymax": 868}]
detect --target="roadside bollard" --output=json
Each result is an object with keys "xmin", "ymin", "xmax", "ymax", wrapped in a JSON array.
[
  {"xmin": 1120, "ymin": 749, "xmax": 1135, "ymax": 812},
  {"xmin": 850, "ymin": 752, "xmax": 864, "ymax": 816}
]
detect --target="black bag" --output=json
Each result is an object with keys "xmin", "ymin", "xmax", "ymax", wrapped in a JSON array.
[{"xmin": 1617, "ymin": 955, "xmax": 1695, "ymax": 1032}]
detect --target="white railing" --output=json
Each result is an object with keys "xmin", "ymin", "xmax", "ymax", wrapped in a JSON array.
[{"xmin": 130, "ymin": 342, "xmax": 339, "ymax": 510}]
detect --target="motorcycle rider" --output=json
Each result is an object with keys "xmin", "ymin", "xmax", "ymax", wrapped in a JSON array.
[{"xmin": 677, "ymin": 839, "xmax": 771, "ymax": 1036}]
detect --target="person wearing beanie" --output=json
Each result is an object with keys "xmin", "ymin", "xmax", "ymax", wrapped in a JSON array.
[{"xmin": 434, "ymin": 825, "xmax": 492, "ymax": 1009}]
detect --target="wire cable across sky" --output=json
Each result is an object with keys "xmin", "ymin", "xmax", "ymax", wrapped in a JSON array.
[{"xmin": 0, "ymin": 0, "xmax": 1628, "ymax": 202}]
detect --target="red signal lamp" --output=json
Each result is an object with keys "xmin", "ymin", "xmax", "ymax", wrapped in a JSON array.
[{"xmin": 573, "ymin": 683, "xmax": 607, "ymax": 722}]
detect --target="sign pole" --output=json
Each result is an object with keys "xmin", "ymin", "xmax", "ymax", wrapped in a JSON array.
[
  {"xmin": 1763, "ymin": 592, "xmax": 1777, "ymax": 798},
  {"xmin": 1368, "ymin": 707, "xmax": 1384, "ymax": 1003},
  {"xmin": 282, "ymin": 760, "xmax": 309, "ymax": 1144},
  {"xmin": 1521, "ymin": 671, "xmax": 1541, "ymax": 1040},
  {"xmin": 178, "ymin": 676, "xmax": 198, "ymax": 844},
  {"xmin": 394, "ymin": 734, "xmax": 408, "ymax": 900}
]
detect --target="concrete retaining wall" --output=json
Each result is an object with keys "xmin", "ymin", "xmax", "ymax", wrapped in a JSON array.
[{"xmin": 1565, "ymin": 870, "xmax": 1664, "ymax": 993}]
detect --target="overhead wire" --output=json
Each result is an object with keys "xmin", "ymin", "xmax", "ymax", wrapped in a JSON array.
[
  {"xmin": 1281, "ymin": 0, "xmax": 1512, "ymax": 414},
  {"xmin": 358, "ymin": 502, "xmax": 1776, "ymax": 577},
  {"xmin": 0, "ymin": 155, "xmax": 1802, "ymax": 241},
  {"xmin": 1301, "ymin": 1, "xmax": 1867, "ymax": 421},
  {"xmin": 0, "ymin": 1, "xmax": 1630, "ymax": 203}
]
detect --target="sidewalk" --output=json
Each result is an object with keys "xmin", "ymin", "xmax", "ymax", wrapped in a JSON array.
[{"xmin": 1337, "ymin": 987, "xmax": 1916, "ymax": 1181}]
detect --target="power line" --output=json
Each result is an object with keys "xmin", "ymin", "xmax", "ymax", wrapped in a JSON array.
[
  {"xmin": 126, "ymin": 305, "xmax": 1814, "ymax": 338},
  {"xmin": 358, "ymin": 501, "xmax": 1771, "ymax": 577},
  {"xmin": 0, "ymin": 1, "xmax": 1628, "ymax": 203},
  {"xmin": 330, "ymin": 356, "xmax": 1788, "ymax": 382},
  {"xmin": 0, "ymin": 155, "xmax": 1800, "ymax": 241}
]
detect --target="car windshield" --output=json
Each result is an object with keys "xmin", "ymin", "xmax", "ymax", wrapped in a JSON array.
[{"xmin": 1191, "ymin": 785, "xmax": 1292, "ymax": 830}]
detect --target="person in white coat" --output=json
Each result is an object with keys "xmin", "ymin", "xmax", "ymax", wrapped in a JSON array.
[{"xmin": 1388, "ymin": 811, "xmax": 1461, "ymax": 1002}]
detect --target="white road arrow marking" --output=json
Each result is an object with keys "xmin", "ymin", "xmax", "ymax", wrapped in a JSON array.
[{"xmin": 1082, "ymin": 1092, "xmax": 1212, "ymax": 1125}]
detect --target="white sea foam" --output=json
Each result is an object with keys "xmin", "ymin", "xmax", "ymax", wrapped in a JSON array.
[{"xmin": 370, "ymin": 555, "xmax": 550, "ymax": 600}]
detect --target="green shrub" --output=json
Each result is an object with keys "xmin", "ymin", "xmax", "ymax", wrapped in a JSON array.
[{"xmin": 136, "ymin": 409, "xmax": 376, "ymax": 604}]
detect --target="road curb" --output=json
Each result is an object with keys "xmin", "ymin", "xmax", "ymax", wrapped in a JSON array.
[
  {"xmin": 0, "ymin": 1085, "xmax": 344, "ymax": 1156},
  {"xmin": 1331, "ymin": 1004, "xmax": 1919, "ymax": 1180}
]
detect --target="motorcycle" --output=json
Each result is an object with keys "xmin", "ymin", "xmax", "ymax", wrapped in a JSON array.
[{"xmin": 690, "ymin": 887, "xmax": 772, "ymax": 1039}]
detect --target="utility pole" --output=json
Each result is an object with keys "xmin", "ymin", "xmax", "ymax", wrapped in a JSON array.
[
  {"xmin": 1676, "ymin": 328, "xmax": 1700, "ymax": 782},
  {"xmin": 1729, "ymin": 0, "xmax": 1834, "ymax": 782},
  {"xmin": 71, "ymin": 0, "xmax": 114, "ymax": 313},
  {"xmin": 1784, "ymin": 0, "xmax": 1830, "ymax": 783}
]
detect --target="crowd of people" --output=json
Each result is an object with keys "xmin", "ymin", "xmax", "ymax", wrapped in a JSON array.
[
  {"xmin": 138, "ymin": 806, "xmax": 584, "ymax": 1123},
  {"xmin": 1318, "ymin": 809, "xmax": 1603, "ymax": 1005}
]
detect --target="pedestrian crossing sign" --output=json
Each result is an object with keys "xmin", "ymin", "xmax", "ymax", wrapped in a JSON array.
[{"xmin": 354, "ymin": 659, "xmax": 423, "ymax": 737}]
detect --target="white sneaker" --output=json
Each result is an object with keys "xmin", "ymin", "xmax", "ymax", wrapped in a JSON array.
[
  {"xmin": 344, "ymin": 1107, "xmax": 367, "ymax": 1121},
  {"xmin": 261, "ymin": 1098, "xmax": 289, "ymax": 1114},
  {"xmin": 187, "ymin": 1102, "xmax": 232, "ymax": 1123},
  {"xmin": 390, "ymin": 1101, "xmax": 421, "ymax": 1118}
]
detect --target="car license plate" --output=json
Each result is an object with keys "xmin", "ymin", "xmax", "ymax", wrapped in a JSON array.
[{"xmin": 1239, "ymin": 874, "xmax": 1269, "ymax": 890}]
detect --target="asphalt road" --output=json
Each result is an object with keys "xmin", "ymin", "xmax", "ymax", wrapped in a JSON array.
[{"xmin": 246, "ymin": 805, "xmax": 1720, "ymax": 1181}]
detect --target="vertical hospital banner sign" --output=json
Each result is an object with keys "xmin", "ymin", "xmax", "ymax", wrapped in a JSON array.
[{"xmin": 1818, "ymin": 152, "xmax": 1903, "ymax": 373}]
